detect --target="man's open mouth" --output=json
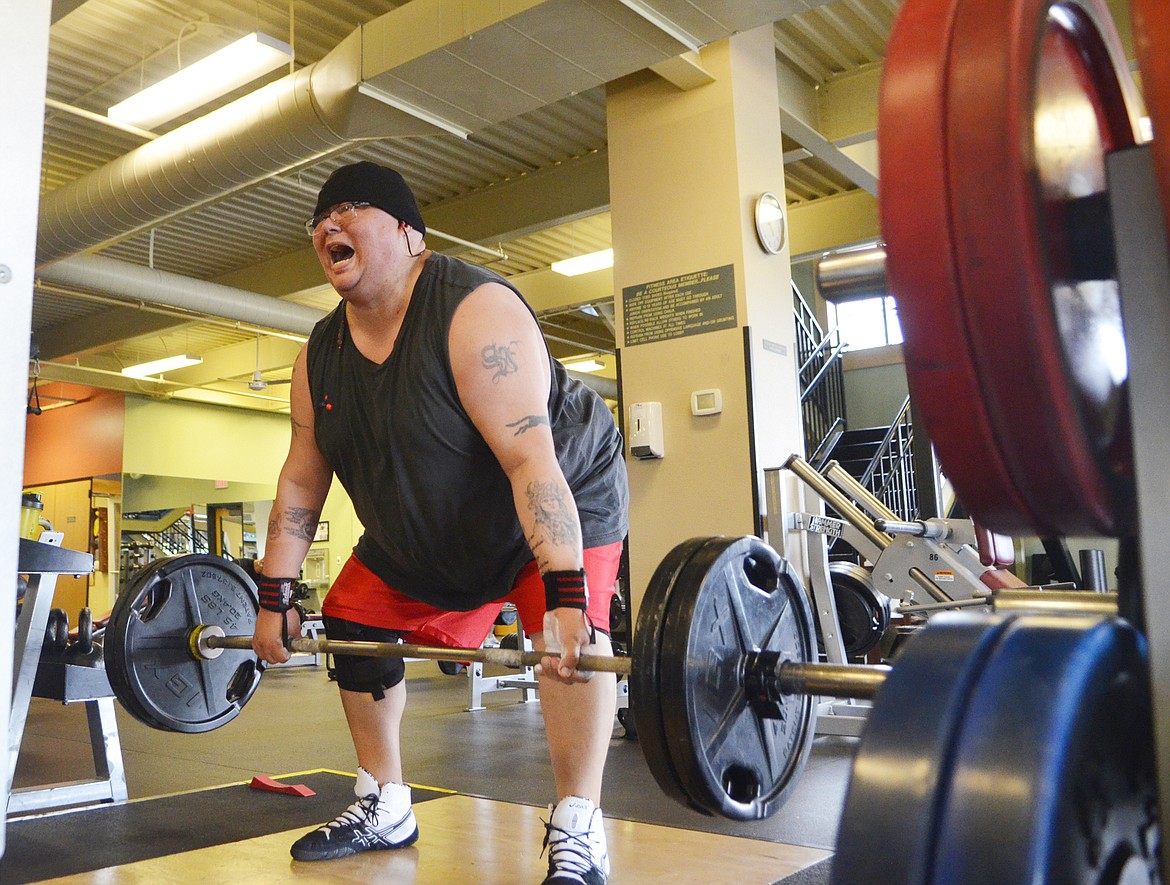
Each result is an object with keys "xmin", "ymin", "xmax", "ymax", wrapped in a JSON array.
[{"xmin": 328, "ymin": 244, "xmax": 355, "ymax": 265}]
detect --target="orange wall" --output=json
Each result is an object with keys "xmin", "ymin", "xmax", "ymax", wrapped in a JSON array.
[{"xmin": 24, "ymin": 383, "xmax": 125, "ymax": 486}]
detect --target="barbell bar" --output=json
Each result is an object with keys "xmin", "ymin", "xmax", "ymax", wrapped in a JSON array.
[{"xmin": 190, "ymin": 624, "xmax": 891, "ymax": 700}]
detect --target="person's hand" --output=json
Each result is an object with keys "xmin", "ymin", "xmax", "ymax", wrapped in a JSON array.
[
  {"xmin": 252, "ymin": 607, "xmax": 301, "ymax": 665},
  {"xmin": 538, "ymin": 607, "xmax": 597, "ymax": 684}
]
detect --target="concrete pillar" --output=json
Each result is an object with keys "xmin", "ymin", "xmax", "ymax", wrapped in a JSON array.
[{"xmin": 608, "ymin": 26, "xmax": 804, "ymax": 609}]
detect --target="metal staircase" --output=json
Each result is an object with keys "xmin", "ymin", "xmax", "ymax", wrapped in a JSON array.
[
  {"xmin": 793, "ymin": 282, "xmax": 848, "ymax": 462},
  {"xmin": 791, "ymin": 284, "xmax": 918, "ymax": 522},
  {"xmin": 120, "ymin": 509, "xmax": 210, "ymax": 583}
]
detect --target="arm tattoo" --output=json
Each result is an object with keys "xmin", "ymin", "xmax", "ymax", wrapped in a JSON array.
[
  {"xmin": 525, "ymin": 480, "xmax": 577, "ymax": 546},
  {"xmin": 506, "ymin": 414, "xmax": 550, "ymax": 436},
  {"xmin": 481, "ymin": 341, "xmax": 521, "ymax": 381},
  {"xmin": 268, "ymin": 506, "xmax": 320, "ymax": 543},
  {"xmin": 290, "ymin": 415, "xmax": 310, "ymax": 439}
]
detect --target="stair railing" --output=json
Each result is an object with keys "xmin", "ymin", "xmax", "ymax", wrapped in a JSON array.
[
  {"xmin": 807, "ymin": 416, "xmax": 846, "ymax": 470},
  {"xmin": 792, "ymin": 282, "xmax": 848, "ymax": 459},
  {"xmin": 126, "ymin": 512, "xmax": 210, "ymax": 558},
  {"xmin": 858, "ymin": 395, "xmax": 918, "ymax": 519}
]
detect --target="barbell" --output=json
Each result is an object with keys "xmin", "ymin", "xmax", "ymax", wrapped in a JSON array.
[
  {"xmin": 193, "ymin": 626, "xmax": 887, "ymax": 699},
  {"xmin": 103, "ymin": 536, "xmax": 888, "ymax": 821}
]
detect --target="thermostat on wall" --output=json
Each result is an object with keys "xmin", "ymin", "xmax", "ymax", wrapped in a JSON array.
[{"xmin": 691, "ymin": 389, "xmax": 722, "ymax": 416}]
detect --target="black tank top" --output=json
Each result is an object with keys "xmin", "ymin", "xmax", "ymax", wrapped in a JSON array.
[{"xmin": 306, "ymin": 253, "xmax": 628, "ymax": 610}]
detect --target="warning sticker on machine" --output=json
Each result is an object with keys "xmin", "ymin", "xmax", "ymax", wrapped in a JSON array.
[{"xmin": 934, "ymin": 570, "xmax": 955, "ymax": 582}]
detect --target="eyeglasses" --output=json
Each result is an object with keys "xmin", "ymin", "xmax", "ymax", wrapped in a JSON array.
[{"xmin": 305, "ymin": 201, "xmax": 371, "ymax": 237}]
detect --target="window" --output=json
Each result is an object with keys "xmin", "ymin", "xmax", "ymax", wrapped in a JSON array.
[{"xmin": 827, "ymin": 295, "xmax": 903, "ymax": 350}]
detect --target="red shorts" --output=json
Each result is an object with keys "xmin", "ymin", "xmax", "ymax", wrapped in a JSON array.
[{"xmin": 320, "ymin": 542, "xmax": 623, "ymax": 649}]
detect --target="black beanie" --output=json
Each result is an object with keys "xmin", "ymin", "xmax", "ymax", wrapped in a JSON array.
[{"xmin": 314, "ymin": 161, "xmax": 426, "ymax": 235}]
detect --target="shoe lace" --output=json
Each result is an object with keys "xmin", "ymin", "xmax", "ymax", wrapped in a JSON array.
[
  {"xmin": 325, "ymin": 793, "xmax": 379, "ymax": 832},
  {"xmin": 542, "ymin": 820, "xmax": 596, "ymax": 876}
]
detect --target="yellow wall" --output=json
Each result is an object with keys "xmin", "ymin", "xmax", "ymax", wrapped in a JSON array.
[
  {"xmin": 123, "ymin": 397, "xmax": 289, "ymax": 482},
  {"xmin": 120, "ymin": 395, "xmax": 362, "ymax": 601},
  {"xmin": 23, "ymin": 479, "xmax": 99, "ymax": 618}
]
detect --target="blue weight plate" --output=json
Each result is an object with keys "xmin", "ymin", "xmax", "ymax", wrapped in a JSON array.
[
  {"xmin": 932, "ymin": 615, "xmax": 1158, "ymax": 883},
  {"xmin": 832, "ymin": 612, "xmax": 1016, "ymax": 885},
  {"xmin": 104, "ymin": 554, "xmax": 263, "ymax": 733},
  {"xmin": 658, "ymin": 536, "xmax": 818, "ymax": 820},
  {"xmin": 631, "ymin": 537, "xmax": 724, "ymax": 809}
]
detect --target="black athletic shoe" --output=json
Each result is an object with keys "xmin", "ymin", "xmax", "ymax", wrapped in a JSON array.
[
  {"xmin": 541, "ymin": 796, "xmax": 609, "ymax": 885},
  {"xmin": 291, "ymin": 770, "xmax": 419, "ymax": 862}
]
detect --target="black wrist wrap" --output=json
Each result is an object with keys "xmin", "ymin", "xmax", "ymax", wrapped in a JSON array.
[
  {"xmin": 543, "ymin": 569, "xmax": 589, "ymax": 612},
  {"xmin": 257, "ymin": 575, "xmax": 297, "ymax": 613}
]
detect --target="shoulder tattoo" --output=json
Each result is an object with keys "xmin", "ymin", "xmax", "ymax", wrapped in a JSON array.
[{"xmin": 481, "ymin": 340, "xmax": 521, "ymax": 382}]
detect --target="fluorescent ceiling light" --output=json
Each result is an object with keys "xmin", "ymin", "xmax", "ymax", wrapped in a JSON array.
[
  {"xmin": 565, "ymin": 358, "xmax": 606, "ymax": 373},
  {"xmin": 108, "ymin": 32, "xmax": 293, "ymax": 130},
  {"xmin": 122, "ymin": 354, "xmax": 203, "ymax": 378},
  {"xmin": 552, "ymin": 249, "xmax": 614, "ymax": 277}
]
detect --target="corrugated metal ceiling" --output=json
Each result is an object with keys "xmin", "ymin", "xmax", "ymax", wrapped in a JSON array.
[{"xmin": 33, "ymin": 0, "xmax": 895, "ymax": 411}]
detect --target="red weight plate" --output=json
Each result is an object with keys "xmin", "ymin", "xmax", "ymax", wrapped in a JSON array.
[
  {"xmin": 878, "ymin": 0, "xmax": 1037, "ymax": 530},
  {"xmin": 945, "ymin": 0, "xmax": 1141, "ymax": 536},
  {"xmin": 1133, "ymin": 0, "xmax": 1170, "ymax": 240}
]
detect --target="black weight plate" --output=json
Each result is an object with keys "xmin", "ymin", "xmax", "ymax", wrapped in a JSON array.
[
  {"xmin": 105, "ymin": 558, "xmax": 207, "ymax": 731},
  {"xmin": 105, "ymin": 554, "xmax": 262, "ymax": 733},
  {"xmin": 499, "ymin": 632, "xmax": 520, "ymax": 652},
  {"xmin": 829, "ymin": 563, "xmax": 890, "ymax": 658},
  {"xmin": 104, "ymin": 562, "xmax": 167, "ymax": 729},
  {"xmin": 631, "ymin": 537, "xmax": 723, "ymax": 810},
  {"xmin": 658, "ymin": 536, "xmax": 817, "ymax": 820},
  {"xmin": 45, "ymin": 608, "xmax": 69, "ymax": 656},
  {"xmin": 832, "ymin": 613, "xmax": 1016, "ymax": 885},
  {"xmin": 609, "ymin": 592, "xmax": 627, "ymax": 634},
  {"xmin": 932, "ymin": 615, "xmax": 1158, "ymax": 883},
  {"xmin": 75, "ymin": 606, "xmax": 94, "ymax": 654}
]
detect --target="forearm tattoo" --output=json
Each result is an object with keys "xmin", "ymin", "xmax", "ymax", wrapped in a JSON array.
[
  {"xmin": 506, "ymin": 414, "xmax": 550, "ymax": 436},
  {"xmin": 481, "ymin": 341, "xmax": 521, "ymax": 381},
  {"xmin": 526, "ymin": 480, "xmax": 577, "ymax": 547},
  {"xmin": 267, "ymin": 506, "xmax": 320, "ymax": 543},
  {"xmin": 290, "ymin": 415, "xmax": 310, "ymax": 439}
]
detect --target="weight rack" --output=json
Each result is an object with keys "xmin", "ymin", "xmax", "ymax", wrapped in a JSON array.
[{"xmin": 7, "ymin": 537, "xmax": 127, "ymax": 815}]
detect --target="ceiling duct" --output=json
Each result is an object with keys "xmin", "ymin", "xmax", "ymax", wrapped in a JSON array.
[
  {"xmin": 37, "ymin": 253, "xmax": 324, "ymax": 337},
  {"xmin": 35, "ymin": 30, "xmax": 432, "ymax": 267},
  {"xmin": 36, "ymin": 0, "xmax": 825, "ymax": 268}
]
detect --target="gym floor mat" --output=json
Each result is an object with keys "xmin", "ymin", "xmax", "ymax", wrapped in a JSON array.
[{"xmin": 0, "ymin": 769, "xmax": 449, "ymax": 884}]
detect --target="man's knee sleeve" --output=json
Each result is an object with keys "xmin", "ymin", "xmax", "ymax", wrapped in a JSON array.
[{"xmin": 322, "ymin": 616, "xmax": 406, "ymax": 700}]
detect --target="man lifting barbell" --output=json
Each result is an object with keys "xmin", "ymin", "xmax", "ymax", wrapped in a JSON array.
[
  {"xmin": 107, "ymin": 535, "xmax": 889, "ymax": 821},
  {"xmin": 251, "ymin": 161, "xmax": 629, "ymax": 883}
]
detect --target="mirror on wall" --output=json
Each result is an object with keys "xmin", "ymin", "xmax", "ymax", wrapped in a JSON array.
[{"xmin": 119, "ymin": 473, "xmax": 276, "ymax": 589}]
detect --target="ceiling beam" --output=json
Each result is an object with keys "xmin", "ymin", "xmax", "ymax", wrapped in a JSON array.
[
  {"xmin": 779, "ymin": 108, "xmax": 877, "ymax": 195},
  {"xmin": 50, "ymin": 0, "xmax": 86, "ymax": 23},
  {"xmin": 788, "ymin": 189, "xmax": 880, "ymax": 259},
  {"xmin": 816, "ymin": 63, "xmax": 881, "ymax": 142},
  {"xmin": 423, "ymin": 149, "xmax": 611, "ymax": 246}
]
